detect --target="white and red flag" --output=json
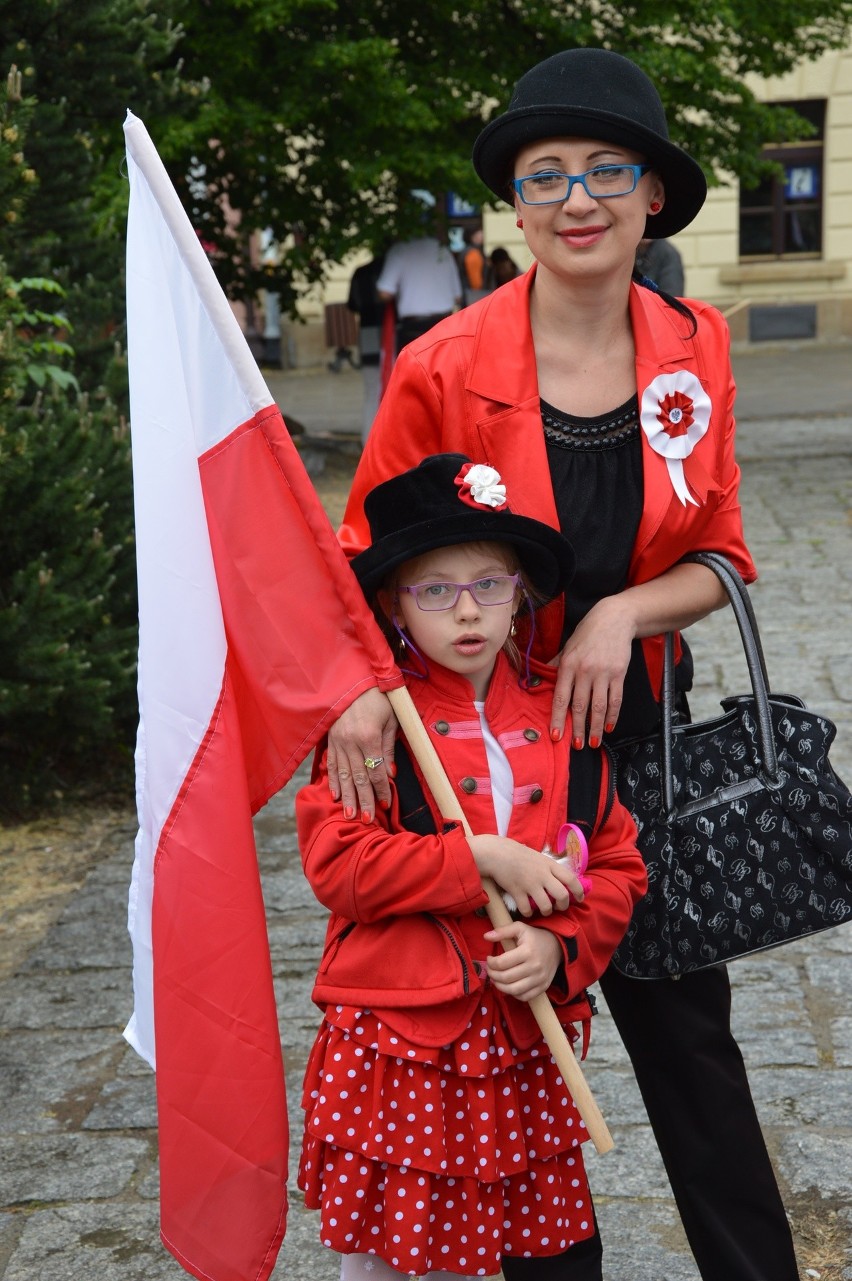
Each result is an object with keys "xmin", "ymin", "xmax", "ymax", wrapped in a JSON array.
[{"xmin": 123, "ymin": 111, "xmax": 401, "ymax": 1281}]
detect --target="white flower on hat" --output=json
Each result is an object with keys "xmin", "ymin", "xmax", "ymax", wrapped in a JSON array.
[
  {"xmin": 455, "ymin": 462, "xmax": 507, "ymax": 509},
  {"xmin": 640, "ymin": 371, "xmax": 711, "ymax": 506}
]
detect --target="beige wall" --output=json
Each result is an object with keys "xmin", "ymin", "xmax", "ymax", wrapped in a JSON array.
[{"xmin": 675, "ymin": 44, "xmax": 852, "ymax": 338}]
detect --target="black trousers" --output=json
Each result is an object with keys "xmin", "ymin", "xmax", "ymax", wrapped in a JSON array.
[
  {"xmin": 505, "ymin": 965, "xmax": 798, "ymax": 1281},
  {"xmin": 395, "ymin": 312, "xmax": 451, "ymax": 351},
  {"xmin": 502, "ymin": 1221, "xmax": 602, "ymax": 1280}
]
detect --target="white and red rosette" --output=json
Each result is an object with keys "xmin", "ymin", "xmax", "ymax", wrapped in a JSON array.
[
  {"xmin": 640, "ymin": 371, "xmax": 711, "ymax": 507},
  {"xmin": 454, "ymin": 462, "xmax": 507, "ymax": 509}
]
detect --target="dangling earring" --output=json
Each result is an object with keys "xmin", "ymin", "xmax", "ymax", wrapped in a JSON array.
[
  {"xmin": 390, "ymin": 598, "xmax": 406, "ymax": 650},
  {"xmin": 516, "ymin": 217, "xmax": 524, "ymax": 228},
  {"xmin": 510, "ymin": 616, "xmax": 517, "ymax": 637},
  {"xmin": 391, "ymin": 609, "xmax": 429, "ymax": 679},
  {"xmin": 649, "ymin": 201, "xmax": 662, "ymax": 214}
]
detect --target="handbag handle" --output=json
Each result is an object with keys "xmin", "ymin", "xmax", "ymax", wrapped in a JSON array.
[
  {"xmin": 660, "ymin": 552, "xmax": 781, "ymax": 817},
  {"xmin": 685, "ymin": 551, "xmax": 771, "ymax": 689}
]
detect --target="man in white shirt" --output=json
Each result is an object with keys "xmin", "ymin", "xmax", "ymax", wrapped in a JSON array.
[{"xmin": 377, "ymin": 235, "xmax": 462, "ymax": 351}]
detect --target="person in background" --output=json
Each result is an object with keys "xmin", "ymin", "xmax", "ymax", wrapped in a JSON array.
[
  {"xmin": 259, "ymin": 227, "xmax": 283, "ymax": 369},
  {"xmin": 324, "ymin": 299, "xmax": 359, "ymax": 373},
  {"xmin": 347, "ymin": 252, "xmax": 387, "ymax": 445},
  {"xmin": 327, "ymin": 345, "xmax": 358, "ymax": 372},
  {"xmin": 377, "ymin": 191, "xmax": 462, "ymax": 351},
  {"xmin": 489, "ymin": 245, "xmax": 522, "ymax": 288},
  {"xmin": 326, "ymin": 46, "xmax": 801, "ymax": 1281},
  {"xmin": 635, "ymin": 235, "xmax": 685, "ymax": 295},
  {"xmin": 460, "ymin": 225, "xmax": 491, "ymax": 304}
]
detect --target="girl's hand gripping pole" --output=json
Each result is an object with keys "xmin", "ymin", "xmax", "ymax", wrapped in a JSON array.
[{"xmin": 387, "ymin": 686, "xmax": 614, "ymax": 1155}]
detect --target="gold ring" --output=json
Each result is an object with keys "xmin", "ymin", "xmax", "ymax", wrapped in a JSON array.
[{"xmin": 363, "ymin": 756, "xmax": 384, "ymax": 770}]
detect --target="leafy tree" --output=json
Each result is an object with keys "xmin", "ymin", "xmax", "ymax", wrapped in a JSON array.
[
  {"xmin": 5, "ymin": 0, "xmax": 850, "ymax": 333},
  {"xmin": 166, "ymin": 0, "xmax": 852, "ymax": 306},
  {"xmin": 0, "ymin": 0, "xmax": 191, "ymax": 391}
]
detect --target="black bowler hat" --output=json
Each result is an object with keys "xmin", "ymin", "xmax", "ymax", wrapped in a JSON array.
[
  {"xmin": 473, "ymin": 48, "xmax": 707, "ymax": 239},
  {"xmin": 351, "ymin": 453, "xmax": 575, "ymax": 602}
]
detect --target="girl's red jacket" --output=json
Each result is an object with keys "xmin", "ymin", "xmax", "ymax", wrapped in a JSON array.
[{"xmin": 297, "ymin": 655, "xmax": 647, "ymax": 1049}]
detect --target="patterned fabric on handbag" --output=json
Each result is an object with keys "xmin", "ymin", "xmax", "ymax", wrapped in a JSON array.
[{"xmin": 612, "ymin": 551, "xmax": 852, "ymax": 979}]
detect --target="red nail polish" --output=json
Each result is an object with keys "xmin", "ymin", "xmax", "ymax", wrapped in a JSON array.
[
  {"xmin": 605, "ymin": 722, "xmax": 615, "ymax": 734},
  {"xmin": 550, "ymin": 727, "xmax": 562, "ymax": 742},
  {"xmin": 572, "ymin": 736, "xmax": 583, "ymax": 750},
  {"xmin": 387, "ymin": 761, "xmax": 397, "ymax": 779},
  {"xmin": 379, "ymin": 798, "xmax": 391, "ymax": 811},
  {"xmin": 343, "ymin": 805, "xmax": 355, "ymax": 820},
  {"xmin": 589, "ymin": 735, "xmax": 601, "ymax": 749},
  {"xmin": 361, "ymin": 811, "xmax": 373, "ymax": 825}
]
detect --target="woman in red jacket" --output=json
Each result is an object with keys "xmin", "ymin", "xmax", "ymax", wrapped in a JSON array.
[
  {"xmin": 297, "ymin": 453, "xmax": 647, "ymax": 1280},
  {"xmin": 327, "ymin": 48, "xmax": 800, "ymax": 1281}
]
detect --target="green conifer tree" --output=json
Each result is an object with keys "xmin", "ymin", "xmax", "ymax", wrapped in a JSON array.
[{"xmin": 0, "ymin": 65, "xmax": 136, "ymax": 815}]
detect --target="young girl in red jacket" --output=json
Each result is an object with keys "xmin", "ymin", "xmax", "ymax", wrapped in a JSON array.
[{"xmin": 296, "ymin": 453, "xmax": 647, "ymax": 1281}]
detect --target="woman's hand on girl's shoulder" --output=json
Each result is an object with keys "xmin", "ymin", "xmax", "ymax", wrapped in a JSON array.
[
  {"xmin": 550, "ymin": 595, "xmax": 636, "ymax": 747},
  {"xmin": 326, "ymin": 687, "xmax": 398, "ymax": 821}
]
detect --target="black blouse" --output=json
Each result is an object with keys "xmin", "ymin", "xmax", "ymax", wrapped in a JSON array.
[{"xmin": 542, "ymin": 394, "xmax": 667, "ymax": 743}]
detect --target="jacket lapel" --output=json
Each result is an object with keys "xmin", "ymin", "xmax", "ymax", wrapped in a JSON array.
[
  {"xmin": 630, "ymin": 284, "xmax": 721, "ymax": 566},
  {"xmin": 465, "ymin": 269, "xmax": 562, "ymax": 535},
  {"xmin": 466, "ymin": 269, "xmax": 540, "ymax": 407}
]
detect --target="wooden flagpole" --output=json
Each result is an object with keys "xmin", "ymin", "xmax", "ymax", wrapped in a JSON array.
[{"xmin": 387, "ymin": 686, "xmax": 614, "ymax": 1155}]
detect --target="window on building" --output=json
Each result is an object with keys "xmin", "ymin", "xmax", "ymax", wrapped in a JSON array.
[{"xmin": 739, "ymin": 100, "xmax": 825, "ymax": 259}]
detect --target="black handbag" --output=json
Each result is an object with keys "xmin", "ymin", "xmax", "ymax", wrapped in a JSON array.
[{"xmin": 612, "ymin": 551, "xmax": 852, "ymax": 979}]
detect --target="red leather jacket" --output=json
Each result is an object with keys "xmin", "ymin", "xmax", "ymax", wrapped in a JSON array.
[
  {"xmin": 297, "ymin": 655, "xmax": 647, "ymax": 1049},
  {"xmin": 339, "ymin": 270, "xmax": 757, "ymax": 696}
]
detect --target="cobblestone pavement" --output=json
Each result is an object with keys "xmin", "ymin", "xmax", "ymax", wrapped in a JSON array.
[{"xmin": 1, "ymin": 343, "xmax": 850, "ymax": 1280}]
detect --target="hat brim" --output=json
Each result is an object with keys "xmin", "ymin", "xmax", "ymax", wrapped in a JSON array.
[
  {"xmin": 473, "ymin": 106, "xmax": 707, "ymax": 239},
  {"xmin": 351, "ymin": 511, "xmax": 575, "ymax": 604}
]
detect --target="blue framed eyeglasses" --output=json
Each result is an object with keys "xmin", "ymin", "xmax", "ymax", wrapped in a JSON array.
[
  {"xmin": 398, "ymin": 574, "xmax": 520, "ymax": 612},
  {"xmin": 512, "ymin": 164, "xmax": 651, "ymax": 205}
]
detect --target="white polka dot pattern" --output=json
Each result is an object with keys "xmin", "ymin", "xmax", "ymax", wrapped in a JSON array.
[{"xmin": 298, "ymin": 999, "xmax": 593, "ymax": 1276}]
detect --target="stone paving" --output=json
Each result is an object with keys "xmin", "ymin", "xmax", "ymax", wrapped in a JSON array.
[{"xmin": 1, "ymin": 342, "xmax": 851, "ymax": 1280}]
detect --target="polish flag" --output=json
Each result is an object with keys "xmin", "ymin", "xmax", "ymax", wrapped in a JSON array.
[{"xmin": 123, "ymin": 111, "xmax": 401, "ymax": 1281}]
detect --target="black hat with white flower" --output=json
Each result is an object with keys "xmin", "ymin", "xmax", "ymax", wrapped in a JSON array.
[{"xmin": 351, "ymin": 453, "xmax": 575, "ymax": 601}]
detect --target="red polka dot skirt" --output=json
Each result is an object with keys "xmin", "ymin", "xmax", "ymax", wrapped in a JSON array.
[{"xmin": 298, "ymin": 997, "xmax": 594, "ymax": 1277}]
